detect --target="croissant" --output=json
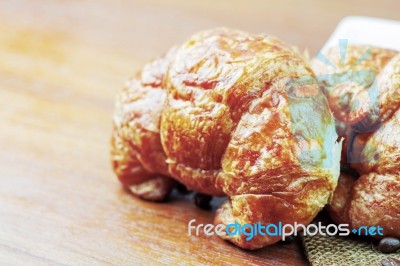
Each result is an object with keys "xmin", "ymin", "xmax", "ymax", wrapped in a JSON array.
[
  {"xmin": 312, "ymin": 45, "xmax": 400, "ymax": 238},
  {"xmin": 111, "ymin": 28, "xmax": 341, "ymax": 249}
]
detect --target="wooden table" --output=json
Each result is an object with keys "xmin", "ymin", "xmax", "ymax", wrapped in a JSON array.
[{"xmin": 0, "ymin": 0, "xmax": 399, "ymax": 265}]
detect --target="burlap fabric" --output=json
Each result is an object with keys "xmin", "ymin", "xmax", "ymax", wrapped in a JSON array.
[{"xmin": 300, "ymin": 223, "xmax": 400, "ymax": 266}]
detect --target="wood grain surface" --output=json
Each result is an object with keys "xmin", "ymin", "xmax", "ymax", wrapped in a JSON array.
[{"xmin": 0, "ymin": 0, "xmax": 399, "ymax": 265}]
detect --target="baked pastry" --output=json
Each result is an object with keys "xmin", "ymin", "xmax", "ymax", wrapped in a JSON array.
[
  {"xmin": 111, "ymin": 47, "xmax": 178, "ymax": 201},
  {"xmin": 111, "ymin": 28, "xmax": 341, "ymax": 249},
  {"xmin": 312, "ymin": 45, "xmax": 400, "ymax": 238}
]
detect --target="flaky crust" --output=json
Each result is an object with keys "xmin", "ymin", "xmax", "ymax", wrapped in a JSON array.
[
  {"xmin": 312, "ymin": 46, "xmax": 397, "ymax": 163},
  {"xmin": 313, "ymin": 45, "xmax": 400, "ymax": 238},
  {"xmin": 111, "ymin": 28, "xmax": 341, "ymax": 249},
  {"xmin": 110, "ymin": 48, "xmax": 178, "ymax": 201},
  {"xmin": 329, "ymin": 172, "xmax": 400, "ymax": 238},
  {"xmin": 326, "ymin": 172, "xmax": 355, "ymax": 225}
]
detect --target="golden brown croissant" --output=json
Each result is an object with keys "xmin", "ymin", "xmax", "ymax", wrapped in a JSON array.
[
  {"xmin": 312, "ymin": 45, "xmax": 400, "ymax": 238},
  {"xmin": 111, "ymin": 28, "xmax": 341, "ymax": 249}
]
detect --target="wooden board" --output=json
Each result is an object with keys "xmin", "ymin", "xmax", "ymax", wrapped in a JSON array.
[{"xmin": 0, "ymin": 0, "xmax": 399, "ymax": 265}]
